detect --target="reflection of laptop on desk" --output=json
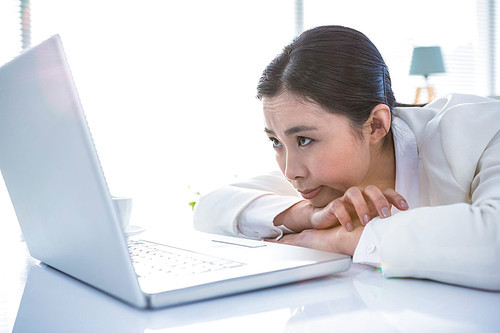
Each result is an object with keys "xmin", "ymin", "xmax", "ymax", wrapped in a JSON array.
[{"xmin": 0, "ymin": 35, "xmax": 350, "ymax": 309}]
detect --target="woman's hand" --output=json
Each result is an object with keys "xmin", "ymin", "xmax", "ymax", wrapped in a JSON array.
[
  {"xmin": 274, "ymin": 186, "xmax": 408, "ymax": 233},
  {"xmin": 311, "ymin": 186, "xmax": 408, "ymax": 231},
  {"xmin": 268, "ymin": 223, "xmax": 364, "ymax": 256}
]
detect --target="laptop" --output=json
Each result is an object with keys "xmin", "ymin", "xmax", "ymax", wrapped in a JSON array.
[{"xmin": 0, "ymin": 35, "xmax": 351, "ymax": 309}]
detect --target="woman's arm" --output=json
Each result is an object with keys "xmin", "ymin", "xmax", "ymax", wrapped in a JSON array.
[
  {"xmin": 380, "ymin": 103, "xmax": 500, "ymax": 290},
  {"xmin": 274, "ymin": 186, "xmax": 408, "ymax": 232},
  {"xmin": 193, "ymin": 171, "xmax": 300, "ymax": 237},
  {"xmin": 272, "ymin": 222, "xmax": 364, "ymax": 255},
  {"xmin": 195, "ymin": 169, "xmax": 407, "ymax": 238}
]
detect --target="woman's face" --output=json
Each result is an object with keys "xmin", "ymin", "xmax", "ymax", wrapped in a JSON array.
[{"xmin": 263, "ymin": 93, "xmax": 373, "ymax": 208}]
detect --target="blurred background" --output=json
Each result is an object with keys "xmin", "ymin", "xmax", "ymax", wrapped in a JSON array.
[{"xmin": 0, "ymin": 0, "xmax": 498, "ymax": 233}]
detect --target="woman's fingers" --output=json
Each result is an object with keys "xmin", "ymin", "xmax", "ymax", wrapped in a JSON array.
[
  {"xmin": 311, "ymin": 197, "xmax": 356, "ymax": 231},
  {"xmin": 382, "ymin": 188, "xmax": 409, "ymax": 211},
  {"xmin": 343, "ymin": 187, "xmax": 371, "ymax": 226},
  {"xmin": 329, "ymin": 200, "xmax": 354, "ymax": 231},
  {"xmin": 362, "ymin": 186, "xmax": 409, "ymax": 221},
  {"xmin": 310, "ymin": 186, "xmax": 409, "ymax": 232},
  {"xmin": 310, "ymin": 202, "xmax": 340, "ymax": 229},
  {"xmin": 363, "ymin": 185, "xmax": 392, "ymax": 219}
]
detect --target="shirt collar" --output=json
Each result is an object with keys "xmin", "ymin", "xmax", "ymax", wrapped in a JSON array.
[{"xmin": 392, "ymin": 116, "xmax": 420, "ymax": 210}]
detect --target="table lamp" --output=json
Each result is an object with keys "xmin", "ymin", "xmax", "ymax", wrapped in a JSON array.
[{"xmin": 409, "ymin": 46, "xmax": 445, "ymax": 103}]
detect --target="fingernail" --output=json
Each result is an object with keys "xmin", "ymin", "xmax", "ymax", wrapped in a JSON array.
[
  {"xmin": 399, "ymin": 200, "xmax": 408, "ymax": 209},
  {"xmin": 363, "ymin": 215, "xmax": 370, "ymax": 225},
  {"xmin": 346, "ymin": 223, "xmax": 353, "ymax": 232},
  {"xmin": 381, "ymin": 207, "xmax": 391, "ymax": 218}
]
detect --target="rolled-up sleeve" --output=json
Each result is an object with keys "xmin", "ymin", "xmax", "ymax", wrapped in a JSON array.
[{"xmin": 238, "ymin": 195, "xmax": 302, "ymax": 239}]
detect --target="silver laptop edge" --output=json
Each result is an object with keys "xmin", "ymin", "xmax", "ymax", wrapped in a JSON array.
[{"xmin": 0, "ymin": 35, "xmax": 147, "ymax": 307}]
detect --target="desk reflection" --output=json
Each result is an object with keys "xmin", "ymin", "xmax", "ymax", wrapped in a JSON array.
[
  {"xmin": 13, "ymin": 263, "xmax": 500, "ymax": 332},
  {"xmin": 12, "ymin": 264, "xmax": 364, "ymax": 333}
]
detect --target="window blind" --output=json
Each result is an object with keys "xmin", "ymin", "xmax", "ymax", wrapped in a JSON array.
[
  {"xmin": 0, "ymin": 0, "xmax": 23, "ymax": 66},
  {"xmin": 20, "ymin": 0, "xmax": 31, "ymax": 50},
  {"xmin": 487, "ymin": 0, "xmax": 498, "ymax": 96}
]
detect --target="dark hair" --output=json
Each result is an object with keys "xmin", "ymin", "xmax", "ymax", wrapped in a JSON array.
[{"xmin": 257, "ymin": 25, "xmax": 397, "ymax": 140}]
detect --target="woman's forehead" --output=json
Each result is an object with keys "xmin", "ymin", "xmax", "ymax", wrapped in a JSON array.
[
  {"xmin": 262, "ymin": 93, "xmax": 327, "ymax": 116},
  {"xmin": 263, "ymin": 94, "xmax": 350, "ymax": 133}
]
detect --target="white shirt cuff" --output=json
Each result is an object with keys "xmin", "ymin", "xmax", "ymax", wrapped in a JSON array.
[
  {"xmin": 237, "ymin": 195, "xmax": 302, "ymax": 240},
  {"xmin": 352, "ymin": 217, "xmax": 388, "ymax": 267}
]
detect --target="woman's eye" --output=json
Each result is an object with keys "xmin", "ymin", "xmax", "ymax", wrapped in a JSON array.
[
  {"xmin": 297, "ymin": 136, "xmax": 313, "ymax": 146},
  {"xmin": 269, "ymin": 137, "xmax": 282, "ymax": 148}
]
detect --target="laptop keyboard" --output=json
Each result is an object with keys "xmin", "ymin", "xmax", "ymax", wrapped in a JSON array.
[{"xmin": 127, "ymin": 239, "xmax": 245, "ymax": 279}]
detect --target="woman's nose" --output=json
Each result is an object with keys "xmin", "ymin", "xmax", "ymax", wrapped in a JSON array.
[{"xmin": 284, "ymin": 152, "xmax": 306, "ymax": 180}]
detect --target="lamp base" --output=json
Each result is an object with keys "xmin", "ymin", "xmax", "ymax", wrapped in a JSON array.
[{"xmin": 414, "ymin": 86, "xmax": 435, "ymax": 104}]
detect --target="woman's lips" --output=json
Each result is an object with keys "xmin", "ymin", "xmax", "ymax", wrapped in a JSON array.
[{"xmin": 298, "ymin": 186, "xmax": 323, "ymax": 200}]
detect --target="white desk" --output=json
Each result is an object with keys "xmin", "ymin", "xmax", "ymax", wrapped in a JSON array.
[{"xmin": 2, "ymin": 222, "xmax": 500, "ymax": 333}]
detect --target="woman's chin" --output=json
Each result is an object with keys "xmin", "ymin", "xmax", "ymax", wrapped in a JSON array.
[
  {"xmin": 308, "ymin": 199, "xmax": 328, "ymax": 208},
  {"xmin": 307, "ymin": 187, "xmax": 344, "ymax": 208}
]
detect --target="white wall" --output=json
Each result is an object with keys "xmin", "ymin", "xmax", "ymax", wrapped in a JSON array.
[{"xmin": 25, "ymin": 0, "xmax": 295, "ymax": 231}]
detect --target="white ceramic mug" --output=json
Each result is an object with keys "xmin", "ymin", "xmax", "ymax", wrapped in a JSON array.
[{"xmin": 111, "ymin": 196, "xmax": 133, "ymax": 231}]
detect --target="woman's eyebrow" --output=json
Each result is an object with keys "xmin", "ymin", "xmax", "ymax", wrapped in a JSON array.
[
  {"xmin": 264, "ymin": 125, "xmax": 318, "ymax": 136},
  {"xmin": 264, "ymin": 127, "xmax": 275, "ymax": 135},
  {"xmin": 284, "ymin": 125, "xmax": 318, "ymax": 136}
]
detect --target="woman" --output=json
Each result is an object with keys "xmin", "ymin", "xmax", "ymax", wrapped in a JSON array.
[{"xmin": 193, "ymin": 26, "xmax": 500, "ymax": 290}]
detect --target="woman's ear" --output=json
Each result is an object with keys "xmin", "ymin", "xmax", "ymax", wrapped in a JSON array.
[{"xmin": 367, "ymin": 104, "xmax": 391, "ymax": 144}]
